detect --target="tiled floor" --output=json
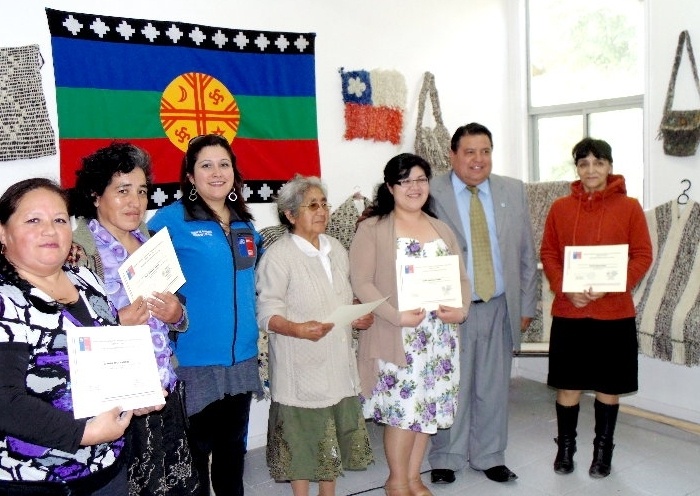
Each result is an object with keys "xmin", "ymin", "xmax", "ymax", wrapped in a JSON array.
[{"xmin": 242, "ymin": 378, "xmax": 700, "ymax": 495}]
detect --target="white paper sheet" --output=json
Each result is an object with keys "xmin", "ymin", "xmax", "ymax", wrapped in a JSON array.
[
  {"xmin": 324, "ymin": 297, "xmax": 388, "ymax": 328},
  {"xmin": 396, "ymin": 255, "xmax": 462, "ymax": 311},
  {"xmin": 118, "ymin": 227, "xmax": 185, "ymax": 303},
  {"xmin": 66, "ymin": 325, "xmax": 165, "ymax": 419},
  {"xmin": 562, "ymin": 244, "xmax": 629, "ymax": 293}
]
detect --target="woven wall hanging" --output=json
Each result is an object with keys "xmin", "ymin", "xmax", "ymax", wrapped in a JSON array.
[
  {"xmin": 414, "ymin": 71, "xmax": 451, "ymax": 175},
  {"xmin": 0, "ymin": 44, "xmax": 56, "ymax": 161},
  {"xmin": 658, "ymin": 30, "xmax": 700, "ymax": 157},
  {"xmin": 340, "ymin": 68, "xmax": 406, "ymax": 144}
]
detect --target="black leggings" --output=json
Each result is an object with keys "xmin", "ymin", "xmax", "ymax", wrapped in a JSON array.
[{"xmin": 187, "ymin": 392, "xmax": 252, "ymax": 496}]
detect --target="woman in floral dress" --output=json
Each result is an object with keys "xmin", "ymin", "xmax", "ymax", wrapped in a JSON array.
[{"xmin": 350, "ymin": 153, "xmax": 471, "ymax": 496}]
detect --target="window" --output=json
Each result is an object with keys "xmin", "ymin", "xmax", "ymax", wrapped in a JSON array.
[{"xmin": 527, "ymin": 0, "xmax": 645, "ymax": 201}]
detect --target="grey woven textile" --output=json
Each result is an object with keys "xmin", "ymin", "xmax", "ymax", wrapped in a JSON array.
[
  {"xmin": 259, "ymin": 224, "xmax": 288, "ymax": 248},
  {"xmin": 634, "ymin": 200, "xmax": 700, "ymax": 367},
  {"xmin": 521, "ymin": 180, "xmax": 570, "ymax": 345},
  {"xmin": 0, "ymin": 45, "xmax": 56, "ymax": 161},
  {"xmin": 414, "ymin": 72, "xmax": 451, "ymax": 175},
  {"xmin": 525, "ymin": 180, "xmax": 571, "ymax": 252},
  {"xmin": 327, "ymin": 195, "xmax": 371, "ymax": 251}
]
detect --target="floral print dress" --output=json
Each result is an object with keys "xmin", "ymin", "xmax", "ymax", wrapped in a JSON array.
[{"xmin": 363, "ymin": 238, "xmax": 460, "ymax": 433}]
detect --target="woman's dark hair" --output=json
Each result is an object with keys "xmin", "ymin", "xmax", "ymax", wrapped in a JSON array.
[
  {"xmin": 0, "ymin": 178, "xmax": 70, "ymax": 312},
  {"xmin": 72, "ymin": 142, "xmax": 153, "ymax": 218},
  {"xmin": 363, "ymin": 153, "xmax": 437, "ymax": 219},
  {"xmin": 0, "ymin": 177, "xmax": 68, "ymax": 225},
  {"xmin": 572, "ymin": 137, "xmax": 613, "ymax": 164},
  {"xmin": 180, "ymin": 134, "xmax": 253, "ymax": 223}
]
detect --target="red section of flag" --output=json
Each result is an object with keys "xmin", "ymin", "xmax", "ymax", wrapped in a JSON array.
[
  {"xmin": 59, "ymin": 137, "xmax": 320, "ymax": 188},
  {"xmin": 232, "ymin": 138, "xmax": 321, "ymax": 181},
  {"xmin": 344, "ymin": 103, "xmax": 402, "ymax": 145}
]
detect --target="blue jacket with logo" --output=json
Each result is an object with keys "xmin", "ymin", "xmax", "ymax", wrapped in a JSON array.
[{"xmin": 148, "ymin": 201, "xmax": 263, "ymax": 367}]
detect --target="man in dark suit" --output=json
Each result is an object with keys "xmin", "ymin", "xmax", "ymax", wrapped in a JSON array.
[{"xmin": 428, "ymin": 122, "xmax": 538, "ymax": 484}]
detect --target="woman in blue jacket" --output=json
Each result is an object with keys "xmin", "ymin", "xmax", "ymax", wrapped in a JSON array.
[{"xmin": 148, "ymin": 134, "xmax": 263, "ymax": 496}]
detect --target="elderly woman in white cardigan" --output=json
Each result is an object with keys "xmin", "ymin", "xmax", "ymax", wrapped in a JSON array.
[{"xmin": 255, "ymin": 175, "xmax": 374, "ymax": 496}]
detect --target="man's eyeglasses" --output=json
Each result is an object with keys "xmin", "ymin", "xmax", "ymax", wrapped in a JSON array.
[
  {"xmin": 300, "ymin": 202, "xmax": 332, "ymax": 212},
  {"xmin": 188, "ymin": 134, "xmax": 230, "ymax": 148},
  {"xmin": 396, "ymin": 177, "xmax": 429, "ymax": 187}
]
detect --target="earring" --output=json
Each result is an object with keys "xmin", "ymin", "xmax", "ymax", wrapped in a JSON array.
[
  {"xmin": 189, "ymin": 186, "xmax": 198, "ymax": 201},
  {"xmin": 0, "ymin": 243, "xmax": 5, "ymax": 255},
  {"xmin": 228, "ymin": 191, "xmax": 238, "ymax": 202}
]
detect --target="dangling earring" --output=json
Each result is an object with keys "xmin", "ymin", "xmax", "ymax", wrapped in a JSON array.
[
  {"xmin": 0, "ymin": 243, "xmax": 5, "ymax": 255},
  {"xmin": 189, "ymin": 186, "xmax": 198, "ymax": 201},
  {"xmin": 228, "ymin": 190, "xmax": 238, "ymax": 202}
]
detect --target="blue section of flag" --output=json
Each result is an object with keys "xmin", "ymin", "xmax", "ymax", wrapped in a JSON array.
[
  {"xmin": 340, "ymin": 69, "xmax": 372, "ymax": 105},
  {"xmin": 50, "ymin": 37, "xmax": 315, "ymax": 97}
]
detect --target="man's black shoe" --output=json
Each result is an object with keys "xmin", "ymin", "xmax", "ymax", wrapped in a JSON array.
[
  {"xmin": 483, "ymin": 465, "xmax": 518, "ymax": 483},
  {"xmin": 430, "ymin": 469, "xmax": 456, "ymax": 484}
]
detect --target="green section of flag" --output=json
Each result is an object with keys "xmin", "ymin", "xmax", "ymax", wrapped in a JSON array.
[
  {"xmin": 238, "ymin": 96, "xmax": 317, "ymax": 139},
  {"xmin": 56, "ymin": 88, "xmax": 318, "ymax": 140}
]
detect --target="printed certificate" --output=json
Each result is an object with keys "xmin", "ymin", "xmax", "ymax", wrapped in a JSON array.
[
  {"xmin": 118, "ymin": 227, "xmax": 185, "ymax": 303},
  {"xmin": 66, "ymin": 325, "xmax": 165, "ymax": 419},
  {"xmin": 397, "ymin": 255, "xmax": 462, "ymax": 311},
  {"xmin": 562, "ymin": 244, "xmax": 629, "ymax": 293},
  {"xmin": 324, "ymin": 297, "xmax": 388, "ymax": 328}
]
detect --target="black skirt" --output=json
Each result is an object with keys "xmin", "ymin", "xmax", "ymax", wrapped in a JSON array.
[
  {"xmin": 547, "ymin": 317, "xmax": 638, "ymax": 395},
  {"xmin": 127, "ymin": 381, "xmax": 199, "ymax": 496}
]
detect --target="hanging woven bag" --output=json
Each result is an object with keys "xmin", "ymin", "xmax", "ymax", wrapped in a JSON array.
[{"xmin": 414, "ymin": 72, "xmax": 452, "ymax": 174}]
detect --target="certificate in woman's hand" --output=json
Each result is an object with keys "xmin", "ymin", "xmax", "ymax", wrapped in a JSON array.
[
  {"xmin": 562, "ymin": 244, "xmax": 628, "ymax": 293},
  {"xmin": 66, "ymin": 325, "xmax": 165, "ymax": 419},
  {"xmin": 396, "ymin": 255, "xmax": 462, "ymax": 311}
]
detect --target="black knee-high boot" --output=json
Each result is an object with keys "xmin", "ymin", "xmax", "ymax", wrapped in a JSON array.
[
  {"xmin": 554, "ymin": 402, "xmax": 579, "ymax": 474},
  {"xmin": 589, "ymin": 399, "xmax": 619, "ymax": 478}
]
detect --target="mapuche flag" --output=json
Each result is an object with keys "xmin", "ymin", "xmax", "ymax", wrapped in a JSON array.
[{"xmin": 46, "ymin": 8, "xmax": 319, "ymax": 206}]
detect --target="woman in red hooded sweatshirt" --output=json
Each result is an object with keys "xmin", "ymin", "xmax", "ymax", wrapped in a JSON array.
[{"xmin": 541, "ymin": 138, "xmax": 652, "ymax": 480}]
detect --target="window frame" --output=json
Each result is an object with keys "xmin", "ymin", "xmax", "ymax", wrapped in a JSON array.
[
  {"xmin": 528, "ymin": 95, "xmax": 644, "ymax": 181},
  {"xmin": 524, "ymin": 0, "xmax": 645, "ymax": 191}
]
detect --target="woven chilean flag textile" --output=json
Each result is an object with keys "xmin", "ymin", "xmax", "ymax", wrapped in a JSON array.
[
  {"xmin": 46, "ymin": 9, "xmax": 319, "ymax": 206},
  {"xmin": 340, "ymin": 68, "xmax": 406, "ymax": 145}
]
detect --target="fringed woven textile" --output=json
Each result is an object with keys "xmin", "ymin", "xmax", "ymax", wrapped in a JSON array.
[
  {"xmin": 340, "ymin": 68, "xmax": 406, "ymax": 144},
  {"xmin": 327, "ymin": 195, "xmax": 371, "ymax": 251},
  {"xmin": 634, "ymin": 200, "xmax": 700, "ymax": 366},
  {"xmin": 0, "ymin": 44, "xmax": 56, "ymax": 161}
]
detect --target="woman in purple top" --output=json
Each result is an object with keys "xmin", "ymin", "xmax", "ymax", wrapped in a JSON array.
[
  {"xmin": 0, "ymin": 178, "xmax": 133, "ymax": 495},
  {"xmin": 71, "ymin": 142, "xmax": 198, "ymax": 495}
]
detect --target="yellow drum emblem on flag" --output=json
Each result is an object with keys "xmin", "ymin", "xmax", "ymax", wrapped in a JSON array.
[{"xmin": 160, "ymin": 72, "xmax": 241, "ymax": 151}]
